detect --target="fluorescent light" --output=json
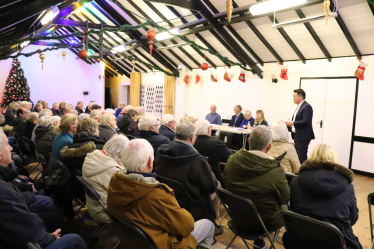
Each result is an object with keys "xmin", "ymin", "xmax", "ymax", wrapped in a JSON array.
[
  {"xmin": 272, "ymin": 12, "xmax": 338, "ymax": 28},
  {"xmin": 112, "ymin": 44, "xmax": 127, "ymax": 52},
  {"xmin": 156, "ymin": 28, "xmax": 181, "ymax": 41},
  {"xmin": 155, "ymin": 43, "xmax": 190, "ymax": 51},
  {"xmin": 250, "ymin": 0, "xmax": 307, "ymax": 16},
  {"xmin": 20, "ymin": 40, "xmax": 30, "ymax": 48},
  {"xmin": 40, "ymin": 6, "xmax": 60, "ymax": 25}
]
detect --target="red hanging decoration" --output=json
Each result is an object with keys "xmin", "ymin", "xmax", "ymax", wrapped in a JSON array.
[
  {"xmin": 146, "ymin": 30, "xmax": 156, "ymax": 56},
  {"xmin": 355, "ymin": 58, "xmax": 368, "ymax": 81},
  {"xmin": 239, "ymin": 70, "xmax": 246, "ymax": 83},
  {"xmin": 280, "ymin": 65, "xmax": 288, "ymax": 80},
  {"xmin": 201, "ymin": 63, "xmax": 209, "ymax": 71},
  {"xmin": 196, "ymin": 68, "xmax": 200, "ymax": 84},
  {"xmin": 210, "ymin": 67, "xmax": 217, "ymax": 82},
  {"xmin": 78, "ymin": 50, "xmax": 88, "ymax": 60},
  {"xmin": 183, "ymin": 69, "xmax": 190, "ymax": 84},
  {"xmin": 224, "ymin": 65, "xmax": 231, "ymax": 82}
]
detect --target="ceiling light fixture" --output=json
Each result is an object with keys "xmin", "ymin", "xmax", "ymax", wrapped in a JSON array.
[
  {"xmin": 272, "ymin": 12, "xmax": 338, "ymax": 28},
  {"xmin": 112, "ymin": 44, "xmax": 127, "ymax": 52},
  {"xmin": 155, "ymin": 28, "xmax": 181, "ymax": 41},
  {"xmin": 155, "ymin": 43, "xmax": 189, "ymax": 51},
  {"xmin": 250, "ymin": 0, "xmax": 307, "ymax": 16},
  {"xmin": 40, "ymin": 6, "xmax": 60, "ymax": 25},
  {"xmin": 20, "ymin": 40, "xmax": 30, "ymax": 48}
]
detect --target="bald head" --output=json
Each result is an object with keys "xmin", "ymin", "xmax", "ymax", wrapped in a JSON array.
[{"xmin": 210, "ymin": 105, "xmax": 217, "ymax": 114}]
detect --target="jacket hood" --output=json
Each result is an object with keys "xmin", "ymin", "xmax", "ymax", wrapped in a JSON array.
[
  {"xmin": 0, "ymin": 166, "xmax": 18, "ymax": 181},
  {"xmin": 160, "ymin": 125, "xmax": 175, "ymax": 133},
  {"xmin": 157, "ymin": 140, "xmax": 201, "ymax": 165},
  {"xmin": 60, "ymin": 141, "xmax": 96, "ymax": 158},
  {"xmin": 83, "ymin": 150, "xmax": 125, "ymax": 177},
  {"xmin": 230, "ymin": 149, "xmax": 286, "ymax": 178},
  {"xmin": 35, "ymin": 125, "xmax": 54, "ymax": 139},
  {"xmin": 297, "ymin": 160, "xmax": 354, "ymax": 198}
]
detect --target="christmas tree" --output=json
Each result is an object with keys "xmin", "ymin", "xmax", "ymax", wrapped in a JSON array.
[{"xmin": 2, "ymin": 58, "xmax": 31, "ymax": 106}]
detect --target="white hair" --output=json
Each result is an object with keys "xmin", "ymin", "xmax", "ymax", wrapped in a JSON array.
[
  {"xmin": 39, "ymin": 109, "xmax": 52, "ymax": 117},
  {"xmin": 39, "ymin": 116, "xmax": 52, "ymax": 126},
  {"xmin": 176, "ymin": 122, "xmax": 196, "ymax": 141},
  {"xmin": 104, "ymin": 134, "xmax": 129, "ymax": 163},
  {"xmin": 78, "ymin": 113, "xmax": 89, "ymax": 122},
  {"xmin": 124, "ymin": 105, "xmax": 135, "ymax": 112},
  {"xmin": 271, "ymin": 121, "xmax": 290, "ymax": 141},
  {"xmin": 52, "ymin": 103, "xmax": 59, "ymax": 109},
  {"xmin": 20, "ymin": 101, "xmax": 29, "ymax": 108},
  {"xmin": 138, "ymin": 115, "xmax": 158, "ymax": 131},
  {"xmin": 121, "ymin": 139, "xmax": 154, "ymax": 172},
  {"xmin": 244, "ymin": 110, "xmax": 252, "ymax": 117},
  {"xmin": 161, "ymin": 114, "xmax": 175, "ymax": 125},
  {"xmin": 89, "ymin": 110, "xmax": 102, "ymax": 120},
  {"xmin": 248, "ymin": 125, "xmax": 272, "ymax": 151},
  {"xmin": 119, "ymin": 102, "xmax": 125, "ymax": 107},
  {"xmin": 135, "ymin": 106, "xmax": 144, "ymax": 114},
  {"xmin": 50, "ymin": 116, "xmax": 61, "ymax": 126},
  {"xmin": 196, "ymin": 119, "xmax": 210, "ymax": 135},
  {"xmin": 99, "ymin": 113, "xmax": 115, "ymax": 126}
]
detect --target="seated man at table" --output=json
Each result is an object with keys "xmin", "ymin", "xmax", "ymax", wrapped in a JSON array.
[
  {"xmin": 219, "ymin": 105, "xmax": 244, "ymax": 149},
  {"xmin": 224, "ymin": 125, "xmax": 289, "ymax": 249},
  {"xmin": 205, "ymin": 105, "xmax": 222, "ymax": 136}
]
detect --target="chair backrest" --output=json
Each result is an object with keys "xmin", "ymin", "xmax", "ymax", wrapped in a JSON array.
[
  {"xmin": 156, "ymin": 175, "xmax": 190, "ymax": 209},
  {"xmin": 285, "ymin": 173, "xmax": 296, "ymax": 187},
  {"xmin": 106, "ymin": 211, "xmax": 158, "ymax": 249},
  {"xmin": 26, "ymin": 242, "xmax": 41, "ymax": 249},
  {"xmin": 368, "ymin": 192, "xmax": 374, "ymax": 205},
  {"xmin": 281, "ymin": 211, "xmax": 347, "ymax": 249},
  {"xmin": 76, "ymin": 176, "xmax": 104, "ymax": 207},
  {"xmin": 35, "ymin": 149, "xmax": 48, "ymax": 168}
]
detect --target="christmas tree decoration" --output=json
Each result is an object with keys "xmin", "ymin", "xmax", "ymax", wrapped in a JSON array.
[
  {"xmin": 196, "ymin": 68, "xmax": 201, "ymax": 84},
  {"xmin": 146, "ymin": 30, "xmax": 156, "ymax": 56},
  {"xmin": 324, "ymin": 0, "xmax": 330, "ymax": 25},
  {"xmin": 39, "ymin": 53, "xmax": 46, "ymax": 70},
  {"xmin": 239, "ymin": 70, "xmax": 246, "ymax": 83},
  {"xmin": 210, "ymin": 67, "xmax": 217, "ymax": 82},
  {"xmin": 280, "ymin": 65, "xmax": 288, "ymax": 80},
  {"xmin": 201, "ymin": 62, "xmax": 209, "ymax": 71},
  {"xmin": 183, "ymin": 70, "xmax": 190, "ymax": 84},
  {"xmin": 355, "ymin": 60, "xmax": 368, "ymax": 81},
  {"xmin": 62, "ymin": 51, "xmax": 66, "ymax": 62},
  {"xmin": 224, "ymin": 66, "xmax": 231, "ymax": 82},
  {"xmin": 2, "ymin": 58, "xmax": 31, "ymax": 106},
  {"xmin": 226, "ymin": 0, "xmax": 233, "ymax": 23},
  {"xmin": 78, "ymin": 49, "xmax": 88, "ymax": 60}
]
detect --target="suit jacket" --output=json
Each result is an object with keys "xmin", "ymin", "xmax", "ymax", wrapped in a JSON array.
[
  {"xmin": 290, "ymin": 101, "xmax": 315, "ymax": 142},
  {"xmin": 229, "ymin": 113, "xmax": 244, "ymax": 127}
]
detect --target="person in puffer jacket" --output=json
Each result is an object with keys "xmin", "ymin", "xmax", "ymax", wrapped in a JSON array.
[{"xmin": 82, "ymin": 134, "xmax": 129, "ymax": 223}]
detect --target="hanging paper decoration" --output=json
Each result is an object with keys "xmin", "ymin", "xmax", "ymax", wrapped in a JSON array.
[
  {"xmin": 210, "ymin": 67, "xmax": 217, "ymax": 82},
  {"xmin": 183, "ymin": 69, "xmax": 190, "ymax": 84},
  {"xmin": 196, "ymin": 68, "xmax": 200, "ymax": 84},
  {"xmin": 324, "ymin": 0, "xmax": 330, "ymax": 25},
  {"xmin": 224, "ymin": 66, "xmax": 231, "ymax": 82},
  {"xmin": 39, "ymin": 54, "xmax": 45, "ymax": 70},
  {"xmin": 78, "ymin": 50, "xmax": 88, "ymax": 60},
  {"xmin": 132, "ymin": 60, "xmax": 136, "ymax": 72},
  {"xmin": 239, "ymin": 70, "xmax": 246, "ymax": 83},
  {"xmin": 280, "ymin": 65, "xmax": 288, "ymax": 80},
  {"xmin": 62, "ymin": 51, "xmax": 66, "ymax": 62},
  {"xmin": 201, "ymin": 62, "xmax": 209, "ymax": 71},
  {"xmin": 355, "ymin": 60, "xmax": 368, "ymax": 81},
  {"xmin": 146, "ymin": 30, "xmax": 156, "ymax": 56},
  {"xmin": 226, "ymin": 0, "xmax": 233, "ymax": 23}
]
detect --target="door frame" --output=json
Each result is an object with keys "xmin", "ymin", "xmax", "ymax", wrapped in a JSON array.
[{"xmin": 299, "ymin": 77, "xmax": 359, "ymax": 171}]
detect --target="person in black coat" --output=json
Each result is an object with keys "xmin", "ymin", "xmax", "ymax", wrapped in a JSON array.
[
  {"xmin": 98, "ymin": 113, "xmax": 117, "ymax": 142},
  {"xmin": 75, "ymin": 101, "xmax": 84, "ymax": 115},
  {"xmin": 220, "ymin": 105, "xmax": 245, "ymax": 149},
  {"xmin": 138, "ymin": 115, "xmax": 170, "ymax": 160},
  {"xmin": 155, "ymin": 121, "xmax": 217, "ymax": 222},
  {"xmin": 4, "ymin": 101, "xmax": 19, "ymax": 125},
  {"xmin": 284, "ymin": 144, "xmax": 362, "ymax": 249},
  {"xmin": 159, "ymin": 114, "xmax": 176, "ymax": 141},
  {"xmin": 119, "ymin": 109, "xmax": 137, "ymax": 135},
  {"xmin": 10, "ymin": 108, "xmax": 28, "ymax": 137},
  {"xmin": 35, "ymin": 126, "xmax": 56, "ymax": 162},
  {"xmin": 194, "ymin": 119, "xmax": 232, "ymax": 188},
  {"xmin": 285, "ymin": 89, "xmax": 315, "ymax": 164},
  {"xmin": 24, "ymin": 112, "xmax": 39, "ymax": 140},
  {"xmin": 51, "ymin": 103, "xmax": 61, "ymax": 116}
]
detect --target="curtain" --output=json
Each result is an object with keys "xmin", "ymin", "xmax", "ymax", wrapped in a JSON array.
[
  {"xmin": 164, "ymin": 69, "xmax": 176, "ymax": 115},
  {"xmin": 130, "ymin": 72, "xmax": 141, "ymax": 106}
]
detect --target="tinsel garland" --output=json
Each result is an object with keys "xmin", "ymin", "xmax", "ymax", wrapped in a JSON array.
[{"xmin": 0, "ymin": 19, "xmax": 256, "ymax": 76}]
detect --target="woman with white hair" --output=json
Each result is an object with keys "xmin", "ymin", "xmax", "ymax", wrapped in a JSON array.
[
  {"xmin": 98, "ymin": 113, "xmax": 117, "ymax": 142},
  {"xmin": 239, "ymin": 110, "xmax": 255, "ymax": 129},
  {"xmin": 82, "ymin": 134, "xmax": 129, "ymax": 223},
  {"xmin": 268, "ymin": 121, "xmax": 300, "ymax": 174}
]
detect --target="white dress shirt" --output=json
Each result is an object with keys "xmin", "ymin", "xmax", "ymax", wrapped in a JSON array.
[{"xmin": 292, "ymin": 100, "xmax": 305, "ymax": 133}]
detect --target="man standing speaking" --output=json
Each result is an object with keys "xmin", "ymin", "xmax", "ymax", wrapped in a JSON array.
[{"xmin": 284, "ymin": 89, "xmax": 315, "ymax": 164}]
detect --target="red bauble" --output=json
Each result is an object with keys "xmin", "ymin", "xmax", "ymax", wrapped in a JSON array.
[
  {"xmin": 146, "ymin": 30, "xmax": 156, "ymax": 56},
  {"xmin": 20, "ymin": 97, "xmax": 23, "ymax": 100},
  {"xmin": 201, "ymin": 63, "xmax": 209, "ymax": 71},
  {"xmin": 78, "ymin": 50, "xmax": 88, "ymax": 60}
]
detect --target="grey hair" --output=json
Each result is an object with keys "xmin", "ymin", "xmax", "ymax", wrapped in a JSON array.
[
  {"xmin": 52, "ymin": 103, "xmax": 59, "ymax": 108},
  {"xmin": 27, "ymin": 112, "xmax": 39, "ymax": 122},
  {"xmin": 39, "ymin": 116, "xmax": 52, "ymax": 126},
  {"xmin": 50, "ymin": 116, "xmax": 61, "ymax": 126},
  {"xmin": 243, "ymin": 110, "xmax": 252, "ymax": 117},
  {"xmin": 39, "ymin": 109, "xmax": 52, "ymax": 117},
  {"xmin": 78, "ymin": 113, "xmax": 90, "ymax": 122},
  {"xmin": 89, "ymin": 110, "xmax": 101, "ymax": 120},
  {"xmin": 135, "ymin": 106, "xmax": 144, "ymax": 114},
  {"xmin": 104, "ymin": 134, "xmax": 130, "ymax": 163},
  {"xmin": 271, "ymin": 121, "xmax": 289, "ymax": 141},
  {"xmin": 138, "ymin": 115, "xmax": 158, "ymax": 131},
  {"xmin": 176, "ymin": 122, "xmax": 196, "ymax": 141},
  {"xmin": 195, "ymin": 119, "xmax": 210, "ymax": 135},
  {"xmin": 121, "ymin": 139, "xmax": 154, "ymax": 172},
  {"xmin": 0, "ymin": 128, "xmax": 4, "ymax": 149},
  {"xmin": 124, "ymin": 105, "xmax": 135, "ymax": 112},
  {"xmin": 99, "ymin": 113, "xmax": 115, "ymax": 126},
  {"xmin": 248, "ymin": 125, "xmax": 272, "ymax": 151},
  {"xmin": 161, "ymin": 114, "xmax": 175, "ymax": 125}
]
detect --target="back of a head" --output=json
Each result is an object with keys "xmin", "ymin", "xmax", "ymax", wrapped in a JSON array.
[
  {"xmin": 309, "ymin": 144, "xmax": 338, "ymax": 164},
  {"xmin": 78, "ymin": 113, "xmax": 89, "ymax": 122},
  {"xmin": 99, "ymin": 113, "xmax": 115, "ymax": 126},
  {"xmin": 126, "ymin": 109, "xmax": 137, "ymax": 118},
  {"xmin": 161, "ymin": 114, "xmax": 174, "ymax": 125},
  {"xmin": 175, "ymin": 121, "xmax": 196, "ymax": 141},
  {"xmin": 121, "ymin": 139, "xmax": 154, "ymax": 172},
  {"xmin": 195, "ymin": 119, "xmax": 210, "ymax": 135},
  {"xmin": 138, "ymin": 115, "xmax": 157, "ymax": 131},
  {"xmin": 124, "ymin": 105, "xmax": 135, "ymax": 112},
  {"xmin": 180, "ymin": 116, "xmax": 196, "ymax": 124},
  {"xmin": 91, "ymin": 104, "xmax": 101, "ymax": 110},
  {"xmin": 248, "ymin": 125, "xmax": 272, "ymax": 151},
  {"xmin": 77, "ymin": 118, "xmax": 98, "ymax": 134},
  {"xmin": 16, "ymin": 108, "xmax": 23, "ymax": 117},
  {"xmin": 39, "ymin": 116, "xmax": 53, "ymax": 126},
  {"xmin": 90, "ymin": 110, "xmax": 101, "ymax": 120},
  {"xmin": 27, "ymin": 112, "xmax": 38, "ymax": 122},
  {"xmin": 39, "ymin": 109, "xmax": 52, "ymax": 118},
  {"xmin": 135, "ymin": 106, "xmax": 144, "ymax": 115},
  {"xmin": 57, "ymin": 114, "xmax": 77, "ymax": 133},
  {"xmin": 9, "ymin": 101, "xmax": 18, "ymax": 110},
  {"xmin": 104, "ymin": 134, "xmax": 130, "ymax": 162},
  {"xmin": 52, "ymin": 103, "xmax": 59, "ymax": 109},
  {"xmin": 271, "ymin": 121, "xmax": 289, "ymax": 141}
]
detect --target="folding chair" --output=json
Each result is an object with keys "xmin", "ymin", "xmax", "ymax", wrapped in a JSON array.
[
  {"xmin": 156, "ymin": 175, "xmax": 191, "ymax": 211},
  {"xmin": 33, "ymin": 149, "xmax": 49, "ymax": 181},
  {"xmin": 281, "ymin": 211, "xmax": 347, "ymax": 249},
  {"xmin": 285, "ymin": 173, "xmax": 296, "ymax": 187},
  {"xmin": 368, "ymin": 192, "xmax": 374, "ymax": 248},
  {"xmin": 216, "ymin": 188, "xmax": 280, "ymax": 249},
  {"xmin": 26, "ymin": 243, "xmax": 41, "ymax": 249}
]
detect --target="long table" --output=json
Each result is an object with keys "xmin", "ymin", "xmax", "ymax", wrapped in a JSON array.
[{"xmin": 211, "ymin": 125, "xmax": 251, "ymax": 149}]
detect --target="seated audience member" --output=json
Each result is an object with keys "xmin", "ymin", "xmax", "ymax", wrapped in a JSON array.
[
  {"xmin": 51, "ymin": 103, "xmax": 60, "ymax": 116},
  {"xmin": 42, "ymin": 101, "xmax": 49, "ymax": 109},
  {"xmin": 119, "ymin": 109, "xmax": 137, "ymax": 135},
  {"xmin": 83, "ymin": 134, "xmax": 129, "ymax": 223},
  {"xmin": 35, "ymin": 116, "xmax": 60, "ymax": 161},
  {"xmin": 69, "ymin": 109, "xmax": 78, "ymax": 116},
  {"xmin": 89, "ymin": 110, "xmax": 102, "ymax": 122},
  {"xmin": 128, "ymin": 118, "xmax": 140, "ymax": 138},
  {"xmin": 253, "ymin": 110, "xmax": 268, "ymax": 127},
  {"xmin": 284, "ymin": 144, "xmax": 361, "ymax": 249},
  {"xmin": 206, "ymin": 105, "xmax": 222, "ymax": 125},
  {"xmin": 114, "ymin": 102, "xmax": 125, "ymax": 117},
  {"xmin": 66, "ymin": 104, "xmax": 73, "ymax": 110},
  {"xmin": 219, "ymin": 105, "xmax": 244, "ymax": 148},
  {"xmin": 224, "ymin": 125, "xmax": 289, "ymax": 249},
  {"xmin": 135, "ymin": 106, "xmax": 145, "ymax": 116},
  {"xmin": 159, "ymin": 114, "xmax": 176, "ymax": 141},
  {"xmin": 0, "ymin": 128, "xmax": 87, "ymax": 249},
  {"xmin": 61, "ymin": 107, "xmax": 71, "ymax": 116},
  {"xmin": 116, "ymin": 105, "xmax": 134, "ymax": 123},
  {"xmin": 31, "ymin": 109, "xmax": 53, "ymax": 141},
  {"xmin": 59, "ymin": 101, "xmax": 66, "ymax": 110},
  {"xmin": 11, "ymin": 108, "xmax": 28, "ymax": 137},
  {"xmin": 0, "ymin": 112, "xmax": 5, "ymax": 126},
  {"xmin": 139, "ymin": 115, "xmax": 170, "ymax": 159},
  {"xmin": 91, "ymin": 104, "xmax": 101, "ymax": 111},
  {"xmin": 98, "ymin": 114, "xmax": 117, "ymax": 142},
  {"xmin": 180, "ymin": 116, "xmax": 197, "ymax": 124},
  {"xmin": 33, "ymin": 103, "xmax": 43, "ymax": 113},
  {"xmin": 268, "ymin": 121, "xmax": 300, "ymax": 174},
  {"xmin": 20, "ymin": 101, "xmax": 31, "ymax": 112},
  {"xmin": 194, "ymin": 119, "xmax": 232, "ymax": 187},
  {"xmin": 75, "ymin": 101, "xmax": 84, "ymax": 115},
  {"xmin": 5, "ymin": 101, "xmax": 19, "ymax": 125},
  {"xmin": 107, "ymin": 139, "xmax": 215, "ymax": 248},
  {"xmin": 85, "ymin": 101, "xmax": 95, "ymax": 114},
  {"xmin": 239, "ymin": 110, "xmax": 255, "ymax": 129},
  {"xmin": 24, "ymin": 112, "xmax": 39, "ymax": 139},
  {"xmin": 60, "ymin": 118, "xmax": 104, "ymax": 173},
  {"xmin": 52, "ymin": 114, "xmax": 78, "ymax": 160},
  {"xmin": 155, "ymin": 121, "xmax": 217, "ymax": 222}
]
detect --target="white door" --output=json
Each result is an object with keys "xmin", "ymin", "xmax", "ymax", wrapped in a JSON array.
[{"xmin": 301, "ymin": 78, "xmax": 356, "ymax": 167}]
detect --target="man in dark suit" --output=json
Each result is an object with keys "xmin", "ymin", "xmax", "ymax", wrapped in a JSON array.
[
  {"xmin": 219, "ymin": 105, "xmax": 244, "ymax": 149},
  {"xmin": 229, "ymin": 105, "xmax": 244, "ymax": 127},
  {"xmin": 284, "ymin": 89, "xmax": 315, "ymax": 164}
]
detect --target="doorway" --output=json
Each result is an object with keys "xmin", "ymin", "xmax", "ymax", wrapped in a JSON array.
[{"xmin": 300, "ymin": 77, "xmax": 358, "ymax": 168}]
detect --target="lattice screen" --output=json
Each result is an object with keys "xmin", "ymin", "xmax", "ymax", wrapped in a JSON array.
[
  {"xmin": 140, "ymin": 84, "xmax": 164, "ymax": 119},
  {"xmin": 140, "ymin": 85, "xmax": 145, "ymax": 107}
]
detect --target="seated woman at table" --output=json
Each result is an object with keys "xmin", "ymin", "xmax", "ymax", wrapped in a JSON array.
[
  {"xmin": 253, "ymin": 110, "xmax": 268, "ymax": 127},
  {"xmin": 239, "ymin": 110, "xmax": 255, "ymax": 129}
]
